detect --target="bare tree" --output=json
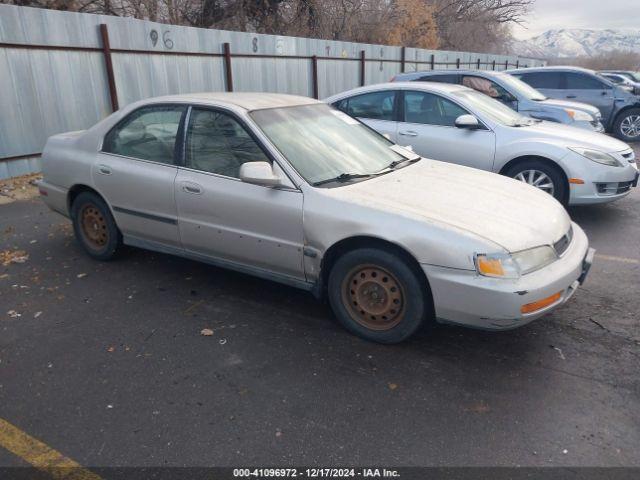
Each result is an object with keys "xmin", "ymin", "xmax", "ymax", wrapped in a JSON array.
[{"xmin": 1, "ymin": 0, "xmax": 533, "ymax": 53}]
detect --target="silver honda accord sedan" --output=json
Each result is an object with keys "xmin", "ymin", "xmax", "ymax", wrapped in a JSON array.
[{"xmin": 39, "ymin": 93, "xmax": 594, "ymax": 343}]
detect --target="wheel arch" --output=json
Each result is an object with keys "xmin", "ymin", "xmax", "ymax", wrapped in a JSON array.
[
  {"xmin": 317, "ymin": 235, "xmax": 434, "ymax": 313},
  {"xmin": 611, "ymin": 104, "xmax": 640, "ymax": 130},
  {"xmin": 499, "ymin": 155, "xmax": 569, "ymax": 200},
  {"xmin": 67, "ymin": 184, "xmax": 108, "ymax": 217}
]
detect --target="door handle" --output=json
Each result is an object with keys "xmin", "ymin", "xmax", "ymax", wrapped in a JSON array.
[
  {"xmin": 98, "ymin": 165, "xmax": 112, "ymax": 175},
  {"xmin": 399, "ymin": 130, "xmax": 418, "ymax": 137},
  {"xmin": 181, "ymin": 182, "xmax": 202, "ymax": 195},
  {"xmin": 566, "ymin": 95, "xmax": 577, "ymax": 99}
]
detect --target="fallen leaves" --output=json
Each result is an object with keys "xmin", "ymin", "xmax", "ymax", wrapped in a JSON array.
[
  {"xmin": 6, "ymin": 310, "xmax": 21, "ymax": 318},
  {"xmin": 200, "ymin": 328, "xmax": 214, "ymax": 336},
  {"xmin": 0, "ymin": 173, "xmax": 42, "ymax": 202},
  {"xmin": 0, "ymin": 249, "xmax": 29, "ymax": 266}
]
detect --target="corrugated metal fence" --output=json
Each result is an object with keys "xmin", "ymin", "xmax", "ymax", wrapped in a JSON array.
[{"xmin": 0, "ymin": 4, "xmax": 545, "ymax": 179}]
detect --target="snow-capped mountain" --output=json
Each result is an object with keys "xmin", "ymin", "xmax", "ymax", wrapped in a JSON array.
[{"xmin": 510, "ymin": 29, "xmax": 640, "ymax": 58}]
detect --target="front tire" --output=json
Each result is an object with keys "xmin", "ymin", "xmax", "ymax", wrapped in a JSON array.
[
  {"xmin": 504, "ymin": 160, "xmax": 568, "ymax": 206},
  {"xmin": 613, "ymin": 108, "xmax": 640, "ymax": 142},
  {"xmin": 71, "ymin": 191, "xmax": 122, "ymax": 261},
  {"xmin": 327, "ymin": 248, "xmax": 431, "ymax": 344}
]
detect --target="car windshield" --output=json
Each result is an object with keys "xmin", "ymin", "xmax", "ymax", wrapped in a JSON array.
[
  {"xmin": 452, "ymin": 90, "xmax": 534, "ymax": 127},
  {"xmin": 250, "ymin": 104, "xmax": 415, "ymax": 186},
  {"xmin": 498, "ymin": 73, "xmax": 547, "ymax": 101}
]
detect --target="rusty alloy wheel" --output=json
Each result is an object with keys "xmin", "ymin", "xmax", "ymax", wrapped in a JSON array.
[
  {"xmin": 341, "ymin": 264, "xmax": 406, "ymax": 331},
  {"xmin": 80, "ymin": 204, "xmax": 109, "ymax": 250}
]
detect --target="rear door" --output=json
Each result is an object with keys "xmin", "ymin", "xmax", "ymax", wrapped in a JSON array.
[
  {"xmin": 96, "ymin": 104, "xmax": 185, "ymax": 248},
  {"xmin": 564, "ymin": 72, "xmax": 615, "ymax": 119},
  {"xmin": 396, "ymin": 90, "xmax": 496, "ymax": 171},
  {"xmin": 175, "ymin": 106, "xmax": 305, "ymax": 280},
  {"xmin": 335, "ymin": 90, "xmax": 399, "ymax": 142}
]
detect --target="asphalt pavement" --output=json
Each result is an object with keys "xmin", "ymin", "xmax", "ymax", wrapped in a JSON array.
[{"xmin": 0, "ymin": 158, "xmax": 639, "ymax": 470}]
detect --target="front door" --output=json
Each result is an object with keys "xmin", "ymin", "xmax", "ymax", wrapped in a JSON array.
[
  {"xmin": 564, "ymin": 72, "xmax": 615, "ymax": 120},
  {"xmin": 95, "ymin": 104, "xmax": 185, "ymax": 247},
  {"xmin": 175, "ymin": 107, "xmax": 305, "ymax": 280},
  {"xmin": 396, "ymin": 90, "xmax": 496, "ymax": 171}
]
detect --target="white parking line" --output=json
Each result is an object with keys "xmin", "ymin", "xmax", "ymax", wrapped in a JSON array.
[{"xmin": 595, "ymin": 254, "xmax": 640, "ymax": 265}]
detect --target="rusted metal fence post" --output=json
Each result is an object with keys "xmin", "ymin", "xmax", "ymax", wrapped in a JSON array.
[
  {"xmin": 456, "ymin": 58, "xmax": 460, "ymax": 69},
  {"xmin": 99, "ymin": 24, "xmax": 119, "ymax": 112},
  {"xmin": 400, "ymin": 46, "xmax": 406, "ymax": 73},
  {"xmin": 492, "ymin": 60, "xmax": 496, "ymax": 70},
  {"xmin": 311, "ymin": 55, "xmax": 319, "ymax": 99},
  {"xmin": 505, "ymin": 60, "xmax": 509, "ymax": 70},
  {"xmin": 477, "ymin": 58, "xmax": 481, "ymax": 69},
  {"xmin": 360, "ymin": 50, "xmax": 366, "ymax": 86},
  {"xmin": 430, "ymin": 54, "xmax": 435, "ymax": 70},
  {"xmin": 223, "ymin": 42, "xmax": 233, "ymax": 92},
  {"xmin": 516, "ymin": 59, "xmax": 520, "ymax": 68}
]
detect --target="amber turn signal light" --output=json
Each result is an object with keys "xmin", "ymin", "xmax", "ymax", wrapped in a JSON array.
[{"xmin": 520, "ymin": 291, "xmax": 562, "ymax": 314}]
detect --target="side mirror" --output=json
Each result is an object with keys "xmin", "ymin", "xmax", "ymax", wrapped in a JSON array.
[
  {"xmin": 239, "ymin": 161, "xmax": 283, "ymax": 187},
  {"xmin": 455, "ymin": 114, "xmax": 481, "ymax": 130}
]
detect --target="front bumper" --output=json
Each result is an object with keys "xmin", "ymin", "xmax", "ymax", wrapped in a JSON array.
[
  {"xmin": 422, "ymin": 222, "xmax": 591, "ymax": 330},
  {"xmin": 573, "ymin": 119, "xmax": 605, "ymax": 133},
  {"xmin": 564, "ymin": 152, "xmax": 638, "ymax": 205}
]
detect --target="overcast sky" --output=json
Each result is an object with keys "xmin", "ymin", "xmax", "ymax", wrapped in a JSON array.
[{"xmin": 512, "ymin": 0, "xmax": 638, "ymax": 39}]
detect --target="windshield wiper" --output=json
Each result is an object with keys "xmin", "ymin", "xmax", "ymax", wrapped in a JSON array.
[
  {"xmin": 384, "ymin": 156, "xmax": 421, "ymax": 170},
  {"xmin": 312, "ymin": 172, "xmax": 374, "ymax": 187}
]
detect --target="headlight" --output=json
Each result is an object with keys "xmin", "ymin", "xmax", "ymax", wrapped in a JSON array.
[
  {"xmin": 512, "ymin": 246, "xmax": 557, "ymax": 275},
  {"xmin": 568, "ymin": 147, "xmax": 623, "ymax": 167},
  {"xmin": 564, "ymin": 109, "xmax": 593, "ymax": 122},
  {"xmin": 475, "ymin": 246, "xmax": 557, "ymax": 279}
]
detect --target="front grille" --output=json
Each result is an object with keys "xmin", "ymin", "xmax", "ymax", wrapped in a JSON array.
[
  {"xmin": 553, "ymin": 226, "xmax": 573, "ymax": 257},
  {"xmin": 596, "ymin": 181, "xmax": 633, "ymax": 195}
]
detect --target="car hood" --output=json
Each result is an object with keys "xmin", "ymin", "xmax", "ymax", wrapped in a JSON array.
[
  {"xmin": 323, "ymin": 160, "xmax": 570, "ymax": 253},
  {"xmin": 514, "ymin": 121, "xmax": 630, "ymax": 152},
  {"xmin": 538, "ymin": 98, "xmax": 601, "ymax": 117}
]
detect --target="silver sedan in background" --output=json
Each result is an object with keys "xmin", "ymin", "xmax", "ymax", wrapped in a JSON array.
[
  {"xmin": 39, "ymin": 93, "xmax": 593, "ymax": 343},
  {"xmin": 325, "ymin": 82, "xmax": 638, "ymax": 205}
]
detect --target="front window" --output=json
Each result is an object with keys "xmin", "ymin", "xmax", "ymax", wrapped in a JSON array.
[
  {"xmin": 452, "ymin": 90, "xmax": 532, "ymax": 127},
  {"xmin": 403, "ymin": 91, "xmax": 469, "ymax": 126},
  {"xmin": 185, "ymin": 108, "xmax": 269, "ymax": 178},
  {"xmin": 250, "ymin": 104, "xmax": 411, "ymax": 186}
]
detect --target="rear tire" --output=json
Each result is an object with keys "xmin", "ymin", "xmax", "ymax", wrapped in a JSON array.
[
  {"xmin": 71, "ymin": 192, "xmax": 122, "ymax": 261},
  {"xmin": 612, "ymin": 108, "xmax": 640, "ymax": 142},
  {"xmin": 504, "ymin": 160, "xmax": 568, "ymax": 206},
  {"xmin": 327, "ymin": 248, "xmax": 431, "ymax": 344}
]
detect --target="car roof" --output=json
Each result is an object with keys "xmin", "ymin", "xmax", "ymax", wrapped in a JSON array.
[
  {"xmin": 396, "ymin": 69, "xmax": 507, "ymax": 78},
  {"xmin": 507, "ymin": 66, "xmax": 596, "ymax": 74},
  {"xmin": 325, "ymin": 81, "xmax": 469, "ymax": 101},
  {"xmin": 139, "ymin": 92, "xmax": 321, "ymax": 111}
]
